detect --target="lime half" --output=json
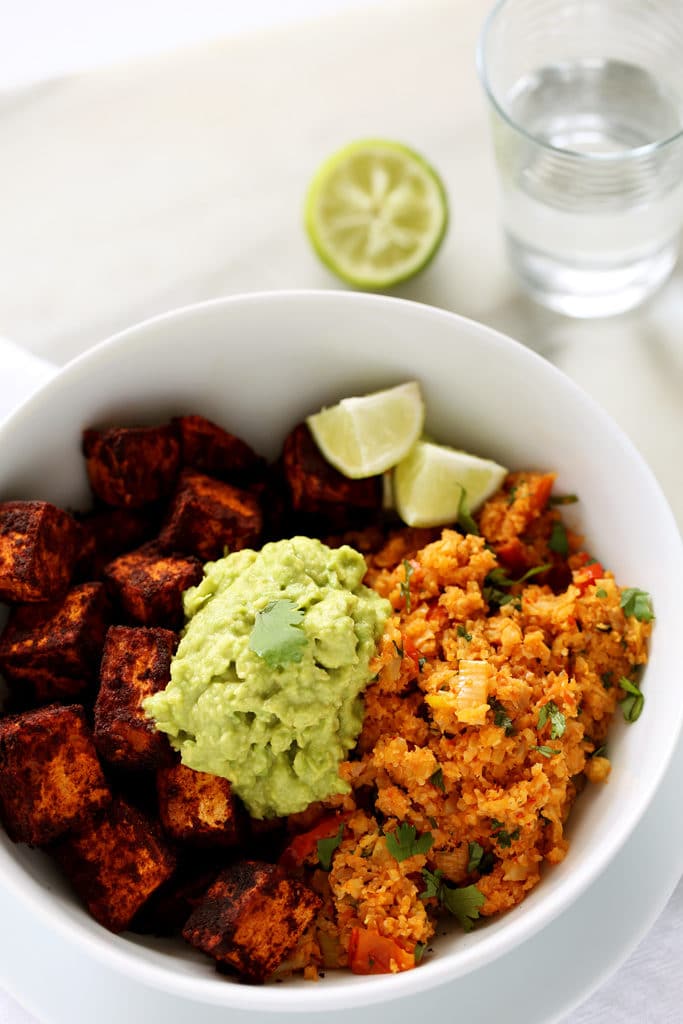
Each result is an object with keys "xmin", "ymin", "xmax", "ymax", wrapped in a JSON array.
[
  {"xmin": 394, "ymin": 440, "xmax": 508, "ymax": 528},
  {"xmin": 305, "ymin": 139, "xmax": 448, "ymax": 289},
  {"xmin": 306, "ymin": 381, "xmax": 425, "ymax": 479}
]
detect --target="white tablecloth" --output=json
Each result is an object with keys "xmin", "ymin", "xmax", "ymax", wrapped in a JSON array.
[{"xmin": 0, "ymin": 1, "xmax": 681, "ymax": 1020}]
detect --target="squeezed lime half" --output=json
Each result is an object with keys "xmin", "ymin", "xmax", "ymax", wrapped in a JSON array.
[{"xmin": 305, "ymin": 139, "xmax": 448, "ymax": 288}]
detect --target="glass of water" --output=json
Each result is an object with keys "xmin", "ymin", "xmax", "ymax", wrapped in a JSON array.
[{"xmin": 477, "ymin": 0, "xmax": 683, "ymax": 317}]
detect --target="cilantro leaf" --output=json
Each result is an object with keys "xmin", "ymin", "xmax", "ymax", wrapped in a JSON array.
[
  {"xmin": 620, "ymin": 588, "xmax": 654, "ymax": 622},
  {"xmin": 414, "ymin": 942, "xmax": 426, "ymax": 964},
  {"xmin": 483, "ymin": 564, "xmax": 551, "ymax": 609},
  {"xmin": 538, "ymin": 700, "xmax": 566, "ymax": 739},
  {"xmin": 399, "ymin": 559, "xmax": 414, "ymax": 612},
  {"xmin": 457, "ymin": 624, "xmax": 473, "ymax": 641},
  {"xmin": 514, "ymin": 563, "xmax": 553, "ymax": 585},
  {"xmin": 619, "ymin": 676, "xmax": 645, "ymax": 723},
  {"xmin": 419, "ymin": 870, "xmax": 485, "ymax": 931},
  {"xmin": 429, "ymin": 767, "xmax": 446, "ymax": 792},
  {"xmin": 532, "ymin": 745, "xmax": 561, "ymax": 758},
  {"xmin": 467, "ymin": 841, "xmax": 484, "ymax": 873},
  {"xmin": 386, "ymin": 823, "xmax": 434, "ymax": 862},
  {"xmin": 457, "ymin": 487, "xmax": 479, "ymax": 536},
  {"xmin": 317, "ymin": 823, "xmax": 345, "ymax": 870},
  {"xmin": 490, "ymin": 820, "xmax": 520, "ymax": 848},
  {"xmin": 488, "ymin": 696, "xmax": 514, "ymax": 736},
  {"xmin": 441, "ymin": 884, "xmax": 486, "ymax": 932},
  {"xmin": 549, "ymin": 494, "xmax": 578, "ymax": 506},
  {"xmin": 249, "ymin": 599, "xmax": 307, "ymax": 667},
  {"xmin": 548, "ymin": 520, "xmax": 569, "ymax": 556},
  {"xmin": 418, "ymin": 656, "xmax": 427, "ymax": 672},
  {"xmin": 420, "ymin": 867, "xmax": 443, "ymax": 901},
  {"xmin": 596, "ymin": 588, "xmax": 608, "ymax": 599},
  {"xmin": 467, "ymin": 841, "xmax": 496, "ymax": 875}
]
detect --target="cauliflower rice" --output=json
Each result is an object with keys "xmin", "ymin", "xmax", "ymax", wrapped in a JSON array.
[{"xmin": 291, "ymin": 471, "xmax": 652, "ymax": 974}]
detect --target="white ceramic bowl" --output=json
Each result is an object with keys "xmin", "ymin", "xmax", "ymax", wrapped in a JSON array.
[{"xmin": 0, "ymin": 291, "xmax": 681, "ymax": 1013}]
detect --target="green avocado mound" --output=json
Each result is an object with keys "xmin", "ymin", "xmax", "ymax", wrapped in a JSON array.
[{"xmin": 143, "ymin": 537, "xmax": 391, "ymax": 818}]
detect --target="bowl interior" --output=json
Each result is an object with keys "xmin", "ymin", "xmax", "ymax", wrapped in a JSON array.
[{"xmin": 0, "ymin": 291, "xmax": 681, "ymax": 1012}]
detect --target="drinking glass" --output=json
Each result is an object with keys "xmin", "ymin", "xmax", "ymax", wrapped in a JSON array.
[{"xmin": 477, "ymin": 0, "xmax": 683, "ymax": 317}]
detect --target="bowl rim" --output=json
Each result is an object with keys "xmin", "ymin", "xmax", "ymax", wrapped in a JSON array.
[{"xmin": 1, "ymin": 288, "xmax": 682, "ymax": 1012}]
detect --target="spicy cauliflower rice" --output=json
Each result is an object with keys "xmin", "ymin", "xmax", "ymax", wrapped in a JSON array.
[{"xmin": 281, "ymin": 471, "xmax": 652, "ymax": 975}]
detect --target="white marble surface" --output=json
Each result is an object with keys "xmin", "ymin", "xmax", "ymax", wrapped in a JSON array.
[{"xmin": 0, "ymin": 1, "xmax": 681, "ymax": 1021}]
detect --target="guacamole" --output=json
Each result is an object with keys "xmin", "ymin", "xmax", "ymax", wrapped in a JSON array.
[{"xmin": 144, "ymin": 537, "xmax": 390, "ymax": 818}]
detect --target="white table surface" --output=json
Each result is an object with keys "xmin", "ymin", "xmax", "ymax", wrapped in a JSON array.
[{"xmin": 0, "ymin": 1, "xmax": 681, "ymax": 1021}]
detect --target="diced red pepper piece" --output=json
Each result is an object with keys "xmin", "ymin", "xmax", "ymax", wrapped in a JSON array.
[
  {"xmin": 279, "ymin": 813, "xmax": 348, "ymax": 870},
  {"xmin": 348, "ymin": 927, "xmax": 415, "ymax": 974},
  {"xmin": 573, "ymin": 554, "xmax": 605, "ymax": 594}
]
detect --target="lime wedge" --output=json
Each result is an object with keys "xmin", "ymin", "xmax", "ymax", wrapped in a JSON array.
[
  {"xmin": 305, "ymin": 139, "xmax": 448, "ymax": 288},
  {"xmin": 394, "ymin": 440, "xmax": 508, "ymax": 528},
  {"xmin": 306, "ymin": 381, "xmax": 425, "ymax": 479}
]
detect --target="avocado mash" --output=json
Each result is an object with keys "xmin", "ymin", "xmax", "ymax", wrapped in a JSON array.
[{"xmin": 143, "ymin": 537, "xmax": 390, "ymax": 818}]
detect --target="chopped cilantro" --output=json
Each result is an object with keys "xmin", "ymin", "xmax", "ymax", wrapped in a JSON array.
[
  {"xmin": 483, "ymin": 564, "xmax": 550, "ymax": 609},
  {"xmin": 419, "ymin": 869, "xmax": 485, "ymax": 932},
  {"xmin": 393, "ymin": 640, "xmax": 404, "ymax": 659},
  {"xmin": 418, "ymin": 656, "xmax": 427, "ymax": 672},
  {"xmin": 317, "ymin": 823, "xmax": 345, "ymax": 870},
  {"xmin": 490, "ymin": 820, "xmax": 520, "ymax": 848},
  {"xmin": 601, "ymin": 671, "xmax": 614, "ymax": 690},
  {"xmin": 248, "ymin": 599, "xmax": 307, "ymax": 667},
  {"xmin": 549, "ymin": 494, "xmax": 578, "ymax": 506},
  {"xmin": 548, "ymin": 520, "xmax": 569, "ymax": 556},
  {"xmin": 441, "ymin": 884, "xmax": 486, "ymax": 932},
  {"xmin": 532, "ymin": 745, "xmax": 561, "ymax": 758},
  {"xmin": 506, "ymin": 485, "xmax": 518, "ymax": 506},
  {"xmin": 414, "ymin": 942, "xmax": 426, "ymax": 964},
  {"xmin": 457, "ymin": 624, "xmax": 473, "ymax": 642},
  {"xmin": 538, "ymin": 700, "xmax": 566, "ymax": 739},
  {"xmin": 386, "ymin": 823, "xmax": 434, "ymax": 862},
  {"xmin": 420, "ymin": 867, "xmax": 443, "ymax": 901},
  {"xmin": 620, "ymin": 588, "xmax": 654, "ymax": 622},
  {"xmin": 596, "ymin": 587, "xmax": 608, "ymax": 599},
  {"xmin": 399, "ymin": 559, "xmax": 414, "ymax": 612},
  {"xmin": 457, "ymin": 487, "xmax": 479, "ymax": 536},
  {"xmin": 619, "ymin": 676, "xmax": 645, "ymax": 723},
  {"xmin": 429, "ymin": 768, "xmax": 446, "ymax": 792},
  {"xmin": 467, "ymin": 841, "xmax": 484, "ymax": 873},
  {"xmin": 590, "ymin": 744, "xmax": 607, "ymax": 758},
  {"xmin": 488, "ymin": 697, "xmax": 514, "ymax": 735}
]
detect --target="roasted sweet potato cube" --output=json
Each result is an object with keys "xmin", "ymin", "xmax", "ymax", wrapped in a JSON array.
[
  {"xmin": 82, "ymin": 424, "xmax": 180, "ymax": 508},
  {"xmin": 182, "ymin": 861, "xmax": 322, "ymax": 983},
  {"xmin": 157, "ymin": 763, "xmax": 244, "ymax": 846},
  {"xmin": 0, "ymin": 582, "xmax": 109, "ymax": 703},
  {"xmin": 131, "ymin": 854, "xmax": 221, "ymax": 936},
  {"xmin": 282, "ymin": 424, "xmax": 382, "ymax": 518},
  {"xmin": 53, "ymin": 797, "xmax": 176, "ymax": 932},
  {"xmin": 94, "ymin": 625, "xmax": 176, "ymax": 769},
  {"xmin": 158, "ymin": 470, "xmax": 262, "ymax": 562},
  {"xmin": 74, "ymin": 506, "xmax": 160, "ymax": 581},
  {"xmin": 175, "ymin": 415, "xmax": 264, "ymax": 481},
  {"xmin": 103, "ymin": 543, "xmax": 202, "ymax": 627},
  {"xmin": 0, "ymin": 704, "xmax": 110, "ymax": 845},
  {"xmin": 0, "ymin": 501, "xmax": 80, "ymax": 603}
]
